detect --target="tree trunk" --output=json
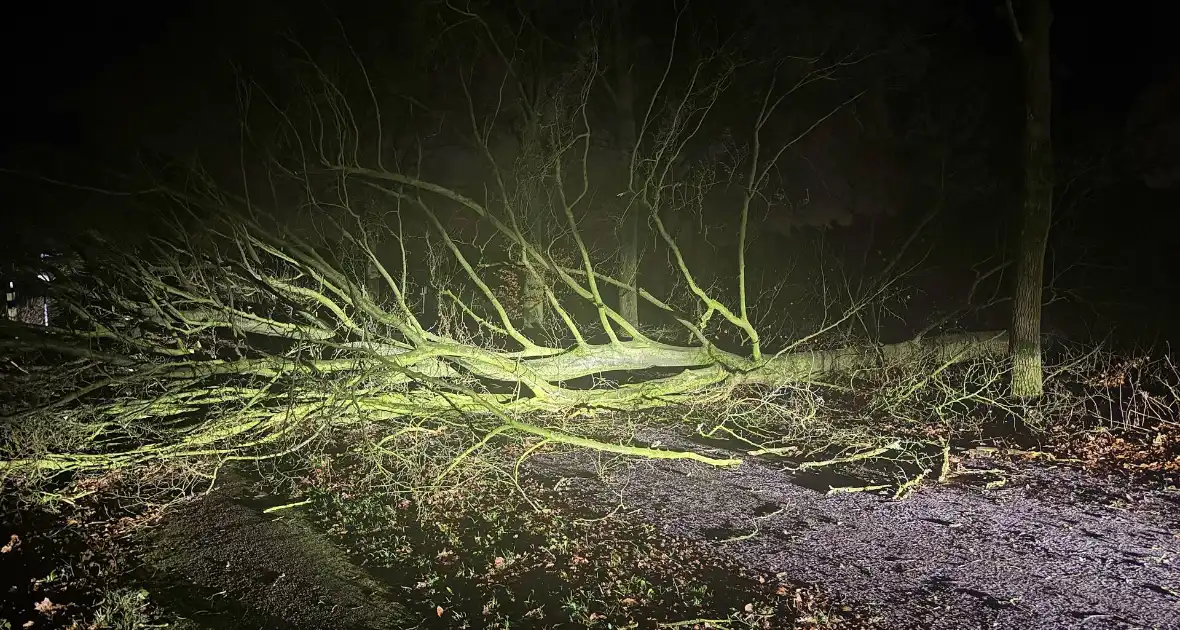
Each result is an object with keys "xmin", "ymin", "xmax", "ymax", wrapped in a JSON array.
[
  {"xmin": 0, "ymin": 323, "xmax": 1009, "ymax": 476},
  {"xmin": 614, "ymin": 0, "xmax": 640, "ymax": 331},
  {"xmin": 517, "ymin": 98, "xmax": 549, "ymax": 331},
  {"xmin": 521, "ymin": 268, "xmax": 547, "ymax": 330},
  {"xmin": 1009, "ymin": 0, "xmax": 1054, "ymax": 398}
]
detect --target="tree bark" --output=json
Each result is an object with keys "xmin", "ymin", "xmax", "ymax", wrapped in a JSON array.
[
  {"xmin": 521, "ymin": 269, "xmax": 547, "ymax": 330},
  {"xmin": 519, "ymin": 113, "xmax": 549, "ymax": 331},
  {"xmin": 614, "ymin": 0, "xmax": 640, "ymax": 331},
  {"xmin": 0, "ymin": 324, "xmax": 1009, "ymax": 475},
  {"xmin": 1009, "ymin": 0, "xmax": 1054, "ymax": 398}
]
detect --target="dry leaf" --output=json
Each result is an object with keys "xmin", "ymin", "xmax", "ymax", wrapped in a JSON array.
[
  {"xmin": 621, "ymin": 597, "xmax": 638, "ymax": 606},
  {"xmin": 436, "ymin": 606, "xmax": 444, "ymax": 617},
  {"xmin": 743, "ymin": 603, "xmax": 754, "ymax": 613},
  {"xmin": 35, "ymin": 597, "xmax": 63, "ymax": 616},
  {"xmin": 1, "ymin": 534, "xmax": 19, "ymax": 554}
]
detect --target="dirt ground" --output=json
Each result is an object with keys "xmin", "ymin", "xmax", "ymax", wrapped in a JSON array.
[
  {"xmin": 5, "ymin": 427, "xmax": 1177, "ymax": 629},
  {"xmin": 528, "ymin": 428, "xmax": 1180, "ymax": 629},
  {"xmin": 137, "ymin": 472, "xmax": 412, "ymax": 629}
]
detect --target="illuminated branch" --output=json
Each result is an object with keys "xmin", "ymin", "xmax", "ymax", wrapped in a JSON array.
[{"xmin": 0, "ymin": 13, "xmax": 1015, "ymax": 502}]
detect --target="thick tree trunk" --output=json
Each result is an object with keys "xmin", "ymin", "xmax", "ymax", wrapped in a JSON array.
[
  {"xmin": 517, "ymin": 107, "xmax": 549, "ymax": 331},
  {"xmin": 0, "ymin": 325, "xmax": 1009, "ymax": 475},
  {"xmin": 1009, "ymin": 0, "xmax": 1053, "ymax": 398},
  {"xmin": 521, "ymin": 269, "xmax": 547, "ymax": 330},
  {"xmin": 614, "ymin": 0, "xmax": 640, "ymax": 331}
]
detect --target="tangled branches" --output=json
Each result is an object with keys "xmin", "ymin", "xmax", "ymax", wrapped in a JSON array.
[{"xmin": 0, "ymin": 8, "xmax": 1015, "ymax": 501}]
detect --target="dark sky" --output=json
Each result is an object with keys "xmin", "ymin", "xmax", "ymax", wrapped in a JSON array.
[
  {"xmin": 2, "ymin": 5, "xmax": 179, "ymax": 149},
  {"xmin": 4, "ymin": 0, "xmax": 1173, "ymax": 240},
  {"xmin": 1053, "ymin": 1, "xmax": 1177, "ymax": 112},
  {"xmin": 1, "ymin": 1, "xmax": 1175, "ymax": 155}
]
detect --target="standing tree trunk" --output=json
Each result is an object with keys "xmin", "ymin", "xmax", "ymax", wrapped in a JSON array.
[
  {"xmin": 518, "ymin": 114, "xmax": 549, "ymax": 332},
  {"xmin": 1007, "ymin": 0, "xmax": 1054, "ymax": 398},
  {"xmin": 613, "ymin": 0, "xmax": 640, "ymax": 331},
  {"xmin": 521, "ymin": 268, "xmax": 547, "ymax": 330}
]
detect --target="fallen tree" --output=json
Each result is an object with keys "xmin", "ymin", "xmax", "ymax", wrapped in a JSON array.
[
  {"xmin": 0, "ymin": 203, "xmax": 1007, "ymax": 479},
  {"xmin": 0, "ymin": 7, "xmax": 1009, "ymax": 495}
]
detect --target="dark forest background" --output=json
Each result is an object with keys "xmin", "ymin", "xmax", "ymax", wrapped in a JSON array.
[{"xmin": 2, "ymin": 0, "xmax": 1178, "ymax": 350}]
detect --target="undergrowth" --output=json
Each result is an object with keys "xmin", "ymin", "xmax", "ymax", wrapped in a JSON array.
[{"xmin": 278, "ymin": 448, "xmax": 874, "ymax": 629}]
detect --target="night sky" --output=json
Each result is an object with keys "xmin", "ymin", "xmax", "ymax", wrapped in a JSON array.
[
  {"xmin": 2, "ymin": 0, "xmax": 1178, "ymax": 344},
  {"xmin": 3, "ymin": 2, "xmax": 1173, "ymax": 150}
]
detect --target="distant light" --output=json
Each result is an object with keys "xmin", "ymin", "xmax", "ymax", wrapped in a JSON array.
[{"xmin": 37, "ymin": 272, "xmax": 52, "ymax": 282}]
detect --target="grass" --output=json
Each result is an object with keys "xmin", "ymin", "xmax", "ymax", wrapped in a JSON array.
[{"xmin": 90, "ymin": 588, "xmax": 155, "ymax": 630}]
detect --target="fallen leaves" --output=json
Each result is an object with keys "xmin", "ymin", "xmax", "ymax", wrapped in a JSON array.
[
  {"xmin": 1066, "ymin": 428, "xmax": 1180, "ymax": 475},
  {"xmin": 1, "ymin": 534, "xmax": 20, "ymax": 553},
  {"xmin": 34, "ymin": 597, "xmax": 64, "ymax": 616}
]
